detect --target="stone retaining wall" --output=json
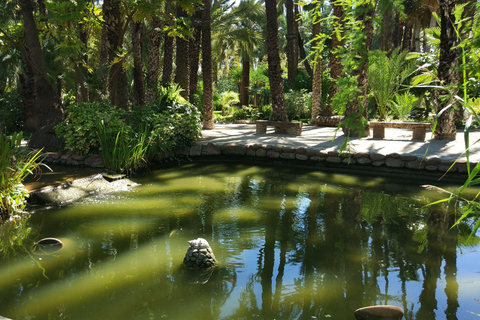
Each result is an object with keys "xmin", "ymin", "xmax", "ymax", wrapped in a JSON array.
[{"xmin": 43, "ymin": 142, "xmax": 476, "ymax": 176}]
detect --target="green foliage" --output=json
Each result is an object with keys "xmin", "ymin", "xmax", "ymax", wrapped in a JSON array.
[
  {"xmin": 0, "ymin": 92, "xmax": 23, "ymax": 134},
  {"xmin": 232, "ymin": 106, "xmax": 261, "ymax": 121},
  {"xmin": 0, "ymin": 132, "xmax": 45, "ymax": 220},
  {"xmin": 130, "ymin": 101, "xmax": 202, "ymax": 154},
  {"xmin": 55, "ymin": 102, "xmax": 125, "ymax": 155},
  {"xmin": 157, "ymin": 83, "xmax": 188, "ymax": 108},
  {"xmin": 392, "ymin": 92, "xmax": 419, "ymax": 120},
  {"xmin": 218, "ymin": 91, "xmax": 240, "ymax": 114},
  {"xmin": 367, "ymin": 48, "xmax": 414, "ymax": 120},
  {"xmin": 216, "ymin": 75, "xmax": 239, "ymax": 94},
  {"xmin": 0, "ymin": 215, "xmax": 33, "ymax": 258},
  {"xmin": 97, "ymin": 121, "xmax": 153, "ymax": 175},
  {"xmin": 284, "ymin": 89, "xmax": 311, "ymax": 120}
]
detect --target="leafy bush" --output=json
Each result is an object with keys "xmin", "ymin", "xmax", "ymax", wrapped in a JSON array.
[
  {"xmin": 1, "ymin": 132, "xmax": 45, "ymax": 220},
  {"xmin": 368, "ymin": 48, "xmax": 415, "ymax": 120},
  {"xmin": 55, "ymin": 101, "xmax": 125, "ymax": 155},
  {"xmin": 284, "ymin": 89, "xmax": 311, "ymax": 120},
  {"xmin": 0, "ymin": 92, "xmax": 23, "ymax": 135},
  {"xmin": 392, "ymin": 92, "xmax": 419, "ymax": 120},
  {"xmin": 131, "ymin": 101, "xmax": 202, "ymax": 153}
]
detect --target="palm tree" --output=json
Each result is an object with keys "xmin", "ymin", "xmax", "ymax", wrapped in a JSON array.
[
  {"xmin": 174, "ymin": 7, "xmax": 190, "ymax": 100},
  {"xmin": 285, "ymin": 0, "xmax": 295, "ymax": 89},
  {"xmin": 146, "ymin": 17, "xmax": 162, "ymax": 104},
  {"xmin": 434, "ymin": 0, "xmax": 458, "ymax": 140},
  {"xmin": 19, "ymin": 0, "xmax": 63, "ymax": 150},
  {"xmin": 131, "ymin": 20, "xmax": 146, "ymax": 106},
  {"xmin": 311, "ymin": 0, "xmax": 322, "ymax": 122},
  {"xmin": 265, "ymin": 0, "xmax": 288, "ymax": 121},
  {"xmin": 202, "ymin": 0, "xmax": 215, "ymax": 130},
  {"xmin": 328, "ymin": 0, "xmax": 345, "ymax": 110},
  {"xmin": 228, "ymin": 0, "xmax": 264, "ymax": 107}
]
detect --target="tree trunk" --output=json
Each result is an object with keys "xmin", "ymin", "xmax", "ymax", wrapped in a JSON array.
[
  {"xmin": 294, "ymin": 5, "xmax": 299, "ymax": 75},
  {"xmin": 146, "ymin": 17, "xmax": 162, "ymax": 104},
  {"xmin": 402, "ymin": 21, "xmax": 413, "ymax": 51},
  {"xmin": 19, "ymin": 51, "xmax": 37, "ymax": 132},
  {"xmin": 104, "ymin": 0, "xmax": 129, "ymax": 110},
  {"xmin": 202, "ymin": 0, "xmax": 214, "ymax": 130},
  {"xmin": 189, "ymin": 10, "xmax": 202, "ymax": 97},
  {"xmin": 20, "ymin": 0, "xmax": 63, "ymax": 150},
  {"xmin": 285, "ymin": 0, "xmax": 295, "ymax": 89},
  {"xmin": 434, "ymin": 0, "xmax": 458, "ymax": 140},
  {"xmin": 174, "ymin": 8, "xmax": 190, "ymax": 100},
  {"xmin": 311, "ymin": 1, "xmax": 322, "ymax": 122},
  {"xmin": 265, "ymin": 0, "xmax": 288, "ymax": 122},
  {"xmin": 240, "ymin": 52, "xmax": 250, "ymax": 107},
  {"xmin": 328, "ymin": 1, "xmax": 345, "ymax": 109},
  {"xmin": 162, "ymin": 34, "xmax": 174, "ymax": 87},
  {"xmin": 132, "ymin": 21, "xmax": 145, "ymax": 106}
]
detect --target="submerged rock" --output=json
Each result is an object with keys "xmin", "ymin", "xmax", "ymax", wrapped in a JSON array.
[
  {"xmin": 354, "ymin": 305, "xmax": 404, "ymax": 320},
  {"xmin": 30, "ymin": 173, "xmax": 139, "ymax": 205},
  {"xmin": 183, "ymin": 238, "xmax": 217, "ymax": 269}
]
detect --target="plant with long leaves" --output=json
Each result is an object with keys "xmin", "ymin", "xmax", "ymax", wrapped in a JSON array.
[
  {"xmin": 97, "ymin": 121, "xmax": 154, "ymax": 175},
  {"xmin": 421, "ymin": 3, "xmax": 480, "ymax": 239},
  {"xmin": 0, "ymin": 132, "xmax": 45, "ymax": 220}
]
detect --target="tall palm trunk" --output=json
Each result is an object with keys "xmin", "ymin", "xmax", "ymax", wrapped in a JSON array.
[
  {"xmin": 162, "ymin": 34, "xmax": 174, "ymax": 87},
  {"xmin": 240, "ymin": 51, "xmax": 250, "ymax": 107},
  {"xmin": 189, "ymin": 11, "xmax": 202, "ymax": 97},
  {"xmin": 132, "ymin": 21, "xmax": 145, "ymax": 106},
  {"xmin": 265, "ymin": 0, "xmax": 288, "ymax": 122},
  {"xmin": 174, "ymin": 8, "xmax": 190, "ymax": 100},
  {"xmin": 285, "ymin": 0, "xmax": 295, "ymax": 89},
  {"xmin": 103, "ymin": 0, "xmax": 128, "ymax": 110},
  {"xmin": 202, "ymin": 0, "xmax": 214, "ymax": 130},
  {"xmin": 146, "ymin": 17, "xmax": 162, "ymax": 104},
  {"xmin": 20, "ymin": 0, "xmax": 63, "ymax": 150},
  {"xmin": 328, "ymin": 1, "xmax": 345, "ymax": 109},
  {"xmin": 311, "ymin": 1, "xmax": 322, "ymax": 122},
  {"xmin": 434, "ymin": 0, "xmax": 458, "ymax": 140}
]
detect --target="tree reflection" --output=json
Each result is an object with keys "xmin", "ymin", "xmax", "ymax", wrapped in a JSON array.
[{"xmin": 1, "ymin": 164, "xmax": 478, "ymax": 320}]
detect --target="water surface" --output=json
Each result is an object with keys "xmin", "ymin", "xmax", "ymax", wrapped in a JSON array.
[{"xmin": 1, "ymin": 163, "xmax": 479, "ymax": 319}]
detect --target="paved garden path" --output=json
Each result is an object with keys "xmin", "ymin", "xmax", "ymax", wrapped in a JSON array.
[{"xmin": 199, "ymin": 123, "xmax": 480, "ymax": 162}]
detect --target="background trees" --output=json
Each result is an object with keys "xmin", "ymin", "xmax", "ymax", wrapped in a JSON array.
[{"xmin": 0, "ymin": 0, "xmax": 478, "ymax": 148}]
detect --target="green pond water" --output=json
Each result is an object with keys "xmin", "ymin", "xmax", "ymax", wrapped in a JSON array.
[{"xmin": 1, "ymin": 163, "xmax": 480, "ymax": 320}]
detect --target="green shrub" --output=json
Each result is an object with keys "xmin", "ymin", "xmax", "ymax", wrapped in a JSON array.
[
  {"xmin": 131, "ymin": 101, "xmax": 202, "ymax": 153},
  {"xmin": 55, "ymin": 101, "xmax": 126, "ymax": 155},
  {"xmin": 0, "ymin": 92, "xmax": 23, "ymax": 135},
  {"xmin": 1, "ymin": 132, "xmax": 45, "ymax": 220},
  {"xmin": 284, "ymin": 89, "xmax": 311, "ymax": 120},
  {"xmin": 392, "ymin": 92, "xmax": 419, "ymax": 120}
]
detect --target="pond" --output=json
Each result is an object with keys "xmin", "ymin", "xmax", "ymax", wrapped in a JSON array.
[{"xmin": 1, "ymin": 163, "xmax": 479, "ymax": 320}]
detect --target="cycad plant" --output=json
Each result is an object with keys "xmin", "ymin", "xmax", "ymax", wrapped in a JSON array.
[
  {"xmin": 392, "ymin": 92, "xmax": 419, "ymax": 120},
  {"xmin": 0, "ymin": 132, "xmax": 45, "ymax": 220},
  {"xmin": 368, "ymin": 48, "xmax": 415, "ymax": 120}
]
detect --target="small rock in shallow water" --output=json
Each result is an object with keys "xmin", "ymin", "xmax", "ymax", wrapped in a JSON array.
[{"xmin": 354, "ymin": 305, "xmax": 404, "ymax": 320}]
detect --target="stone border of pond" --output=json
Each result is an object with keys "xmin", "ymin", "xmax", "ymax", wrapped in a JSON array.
[{"xmin": 42, "ymin": 141, "xmax": 476, "ymax": 184}]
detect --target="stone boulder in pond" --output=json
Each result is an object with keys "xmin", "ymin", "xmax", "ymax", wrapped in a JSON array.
[{"xmin": 183, "ymin": 238, "xmax": 217, "ymax": 269}]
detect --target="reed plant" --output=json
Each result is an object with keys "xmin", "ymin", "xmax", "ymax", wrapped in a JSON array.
[
  {"xmin": 424, "ymin": 4, "xmax": 480, "ymax": 239},
  {"xmin": 97, "ymin": 121, "xmax": 153, "ymax": 175},
  {"xmin": 0, "ymin": 132, "xmax": 45, "ymax": 220}
]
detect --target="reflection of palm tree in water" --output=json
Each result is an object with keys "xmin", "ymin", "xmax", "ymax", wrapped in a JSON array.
[{"xmin": 416, "ymin": 203, "xmax": 458, "ymax": 320}]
